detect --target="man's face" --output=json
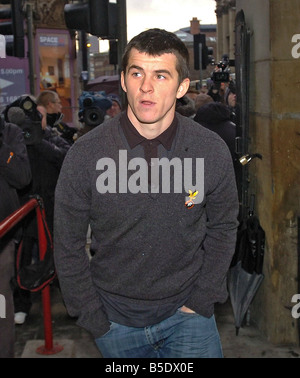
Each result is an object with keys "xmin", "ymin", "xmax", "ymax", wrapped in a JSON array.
[
  {"xmin": 47, "ymin": 95, "xmax": 62, "ymax": 115},
  {"xmin": 228, "ymin": 92, "xmax": 237, "ymax": 108},
  {"xmin": 121, "ymin": 48, "xmax": 189, "ymax": 133},
  {"xmin": 106, "ymin": 101, "xmax": 121, "ymax": 118}
]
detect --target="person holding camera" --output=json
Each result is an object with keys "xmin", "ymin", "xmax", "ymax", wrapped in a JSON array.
[
  {"xmin": 0, "ymin": 115, "xmax": 31, "ymax": 357},
  {"xmin": 54, "ymin": 28, "xmax": 239, "ymax": 358},
  {"xmin": 36, "ymin": 90, "xmax": 78, "ymax": 145},
  {"xmin": 4, "ymin": 96, "xmax": 70, "ymax": 325}
]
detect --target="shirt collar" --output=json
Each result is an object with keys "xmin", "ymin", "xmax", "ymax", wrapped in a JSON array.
[{"xmin": 120, "ymin": 112, "xmax": 178, "ymax": 150}]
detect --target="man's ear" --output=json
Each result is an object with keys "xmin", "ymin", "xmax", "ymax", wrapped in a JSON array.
[
  {"xmin": 120, "ymin": 71, "xmax": 127, "ymax": 93},
  {"xmin": 176, "ymin": 78, "xmax": 190, "ymax": 99}
]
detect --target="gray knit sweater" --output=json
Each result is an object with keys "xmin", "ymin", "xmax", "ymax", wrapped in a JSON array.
[{"xmin": 53, "ymin": 112, "xmax": 239, "ymax": 338}]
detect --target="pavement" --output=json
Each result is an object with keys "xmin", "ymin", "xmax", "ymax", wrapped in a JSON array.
[{"xmin": 13, "ymin": 283, "xmax": 300, "ymax": 359}]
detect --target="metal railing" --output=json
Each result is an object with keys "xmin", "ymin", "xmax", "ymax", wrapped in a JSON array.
[{"xmin": 0, "ymin": 196, "xmax": 63, "ymax": 355}]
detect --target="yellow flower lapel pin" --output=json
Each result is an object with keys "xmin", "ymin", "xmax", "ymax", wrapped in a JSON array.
[{"xmin": 185, "ymin": 190, "xmax": 199, "ymax": 209}]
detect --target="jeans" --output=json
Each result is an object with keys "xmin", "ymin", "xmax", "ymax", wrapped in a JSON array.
[{"xmin": 95, "ymin": 308, "xmax": 223, "ymax": 358}]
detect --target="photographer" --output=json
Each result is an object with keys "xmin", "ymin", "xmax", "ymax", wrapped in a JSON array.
[
  {"xmin": 195, "ymin": 61, "xmax": 239, "ymax": 180},
  {"xmin": 207, "ymin": 83, "xmax": 224, "ymax": 103},
  {"xmin": 4, "ymin": 95, "xmax": 70, "ymax": 325},
  {"xmin": 208, "ymin": 56, "xmax": 232, "ymax": 103},
  {"xmin": 36, "ymin": 90, "xmax": 78, "ymax": 145},
  {"xmin": 0, "ymin": 115, "xmax": 31, "ymax": 357}
]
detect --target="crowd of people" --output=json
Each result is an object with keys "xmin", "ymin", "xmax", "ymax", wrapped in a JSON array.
[
  {"xmin": 1, "ymin": 28, "xmax": 239, "ymax": 359},
  {"xmin": 176, "ymin": 77, "xmax": 239, "ymax": 179},
  {"xmin": 0, "ymin": 115, "xmax": 31, "ymax": 358},
  {"xmin": 0, "ymin": 88, "xmax": 121, "ymax": 357}
]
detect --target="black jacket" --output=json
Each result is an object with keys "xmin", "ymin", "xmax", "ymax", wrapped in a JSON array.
[
  {"xmin": 18, "ymin": 126, "xmax": 70, "ymax": 235},
  {"xmin": 0, "ymin": 122, "xmax": 31, "ymax": 245},
  {"xmin": 194, "ymin": 102, "xmax": 238, "ymax": 170},
  {"xmin": 47, "ymin": 113, "xmax": 77, "ymax": 145}
]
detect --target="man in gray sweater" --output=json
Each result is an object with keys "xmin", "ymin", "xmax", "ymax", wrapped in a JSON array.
[{"xmin": 54, "ymin": 28, "xmax": 239, "ymax": 358}]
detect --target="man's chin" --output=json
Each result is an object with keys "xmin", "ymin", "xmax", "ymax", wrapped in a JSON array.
[
  {"xmin": 137, "ymin": 118, "xmax": 158, "ymax": 125},
  {"xmin": 129, "ymin": 113, "xmax": 153, "ymax": 124}
]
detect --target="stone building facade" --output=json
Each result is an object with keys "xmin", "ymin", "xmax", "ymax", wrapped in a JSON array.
[
  {"xmin": 215, "ymin": 0, "xmax": 236, "ymax": 61},
  {"xmin": 215, "ymin": 0, "xmax": 300, "ymax": 345}
]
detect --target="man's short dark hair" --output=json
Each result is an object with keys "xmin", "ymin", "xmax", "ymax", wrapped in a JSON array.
[{"xmin": 121, "ymin": 28, "xmax": 190, "ymax": 84}]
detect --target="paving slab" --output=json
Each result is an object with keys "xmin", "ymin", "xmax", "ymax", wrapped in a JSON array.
[
  {"xmin": 13, "ymin": 285, "xmax": 300, "ymax": 359},
  {"xmin": 21, "ymin": 339, "xmax": 75, "ymax": 358}
]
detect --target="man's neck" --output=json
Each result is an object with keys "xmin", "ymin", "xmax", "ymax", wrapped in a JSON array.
[{"xmin": 127, "ymin": 109, "xmax": 175, "ymax": 140}]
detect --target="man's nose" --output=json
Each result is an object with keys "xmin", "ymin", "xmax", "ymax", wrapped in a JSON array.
[{"xmin": 140, "ymin": 76, "xmax": 154, "ymax": 93}]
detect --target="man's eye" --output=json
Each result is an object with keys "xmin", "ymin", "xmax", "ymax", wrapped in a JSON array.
[
  {"xmin": 157, "ymin": 74, "xmax": 166, "ymax": 80},
  {"xmin": 132, "ymin": 72, "xmax": 142, "ymax": 77}
]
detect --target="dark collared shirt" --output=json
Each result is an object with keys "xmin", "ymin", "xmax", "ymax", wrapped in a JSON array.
[{"xmin": 120, "ymin": 111, "xmax": 178, "ymax": 165}]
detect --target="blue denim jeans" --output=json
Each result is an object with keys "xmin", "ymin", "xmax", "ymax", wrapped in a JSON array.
[{"xmin": 95, "ymin": 308, "xmax": 223, "ymax": 358}]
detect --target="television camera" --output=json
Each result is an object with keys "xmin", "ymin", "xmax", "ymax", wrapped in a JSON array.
[
  {"xmin": 212, "ymin": 55, "xmax": 232, "ymax": 84},
  {"xmin": 78, "ymin": 91, "xmax": 112, "ymax": 127},
  {"xmin": 2, "ymin": 95, "xmax": 43, "ymax": 145}
]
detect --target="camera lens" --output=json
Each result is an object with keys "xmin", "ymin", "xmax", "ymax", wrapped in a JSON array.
[
  {"xmin": 83, "ymin": 97, "xmax": 94, "ymax": 107},
  {"xmin": 22, "ymin": 100, "xmax": 33, "ymax": 111},
  {"xmin": 84, "ymin": 107, "xmax": 105, "ymax": 127}
]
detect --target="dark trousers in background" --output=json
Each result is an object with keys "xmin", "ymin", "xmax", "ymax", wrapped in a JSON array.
[
  {"xmin": 13, "ymin": 235, "xmax": 35, "ymax": 314},
  {"xmin": 0, "ymin": 240, "xmax": 15, "ymax": 358}
]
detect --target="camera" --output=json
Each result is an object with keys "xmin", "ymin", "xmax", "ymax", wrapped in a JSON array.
[
  {"xmin": 212, "ymin": 70, "xmax": 230, "ymax": 83},
  {"xmin": 212, "ymin": 61, "xmax": 230, "ymax": 83},
  {"xmin": 3, "ymin": 95, "xmax": 44, "ymax": 145},
  {"xmin": 211, "ymin": 54, "xmax": 234, "ymax": 84},
  {"xmin": 78, "ymin": 91, "xmax": 112, "ymax": 127}
]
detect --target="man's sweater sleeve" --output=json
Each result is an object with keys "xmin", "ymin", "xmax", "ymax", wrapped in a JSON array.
[
  {"xmin": 185, "ymin": 139, "xmax": 239, "ymax": 317},
  {"xmin": 53, "ymin": 144, "xmax": 110, "ymax": 338}
]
